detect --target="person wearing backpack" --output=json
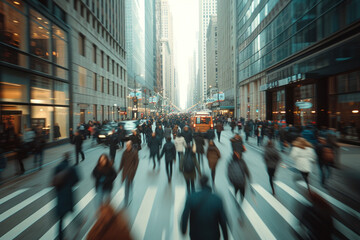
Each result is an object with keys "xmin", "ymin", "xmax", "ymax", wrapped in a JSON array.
[
  {"xmin": 263, "ymin": 140, "xmax": 281, "ymax": 195},
  {"xmin": 160, "ymin": 137, "xmax": 176, "ymax": 183},
  {"xmin": 228, "ymin": 151, "xmax": 251, "ymax": 203},
  {"xmin": 315, "ymin": 137, "xmax": 333, "ymax": 187},
  {"xmin": 53, "ymin": 152, "xmax": 80, "ymax": 240},
  {"xmin": 181, "ymin": 176, "xmax": 228, "ymax": 240},
  {"xmin": 180, "ymin": 144, "xmax": 201, "ymax": 194}
]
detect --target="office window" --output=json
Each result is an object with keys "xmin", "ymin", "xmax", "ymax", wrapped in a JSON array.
[
  {"xmin": 120, "ymin": 67, "xmax": 122, "ymax": 79},
  {"xmin": 74, "ymin": 0, "xmax": 78, "ymax": 10},
  {"xmin": 112, "ymin": 81, "xmax": 115, "ymax": 95},
  {"xmin": 78, "ymin": 33, "xmax": 85, "ymax": 56},
  {"xmin": 101, "ymin": 51, "xmax": 104, "ymax": 68},
  {"xmin": 117, "ymin": 64, "xmax": 119, "ymax": 77},
  {"xmin": 107, "ymin": 79, "xmax": 110, "ymax": 94},
  {"xmin": 80, "ymin": 3, "xmax": 84, "ymax": 17},
  {"xmin": 112, "ymin": 60, "xmax": 114, "ymax": 74},
  {"xmin": 93, "ymin": 73, "xmax": 97, "ymax": 90},
  {"xmin": 92, "ymin": 44, "xmax": 97, "ymax": 63},
  {"xmin": 107, "ymin": 56, "xmax": 110, "ymax": 71},
  {"xmin": 117, "ymin": 84, "xmax": 119, "ymax": 97},
  {"xmin": 121, "ymin": 85, "xmax": 123, "ymax": 98},
  {"xmin": 101, "ymin": 76, "xmax": 104, "ymax": 93},
  {"xmin": 78, "ymin": 66, "xmax": 86, "ymax": 87}
]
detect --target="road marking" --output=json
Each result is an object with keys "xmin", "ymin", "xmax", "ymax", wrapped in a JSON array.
[
  {"xmin": 39, "ymin": 188, "xmax": 96, "ymax": 240},
  {"xmin": 130, "ymin": 187, "xmax": 157, "ymax": 240},
  {"xmin": 173, "ymin": 186, "xmax": 187, "ymax": 240},
  {"xmin": 0, "ymin": 188, "xmax": 29, "ymax": 205},
  {"xmin": 252, "ymin": 184, "xmax": 302, "ymax": 235},
  {"xmin": 298, "ymin": 181, "xmax": 360, "ymax": 219},
  {"xmin": 80, "ymin": 187, "xmax": 125, "ymax": 240},
  {"xmin": 0, "ymin": 187, "xmax": 52, "ymax": 222},
  {"xmin": 228, "ymin": 187, "xmax": 276, "ymax": 240},
  {"xmin": 276, "ymin": 181, "xmax": 360, "ymax": 239}
]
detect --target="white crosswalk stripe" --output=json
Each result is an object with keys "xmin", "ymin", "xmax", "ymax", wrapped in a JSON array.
[
  {"xmin": 172, "ymin": 186, "xmax": 188, "ymax": 240},
  {"xmin": 0, "ymin": 188, "xmax": 29, "ymax": 205}
]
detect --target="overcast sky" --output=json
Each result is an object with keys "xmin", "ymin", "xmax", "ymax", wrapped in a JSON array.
[{"xmin": 168, "ymin": 0, "xmax": 199, "ymax": 109}]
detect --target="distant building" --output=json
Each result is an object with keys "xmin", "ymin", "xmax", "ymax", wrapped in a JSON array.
[
  {"xmin": 0, "ymin": 0, "xmax": 127, "ymax": 144},
  {"xmin": 199, "ymin": 0, "xmax": 217, "ymax": 102},
  {"xmin": 206, "ymin": 15, "xmax": 218, "ymax": 98}
]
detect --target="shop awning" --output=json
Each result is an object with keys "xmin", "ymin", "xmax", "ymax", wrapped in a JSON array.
[{"xmin": 220, "ymin": 106, "xmax": 234, "ymax": 110}]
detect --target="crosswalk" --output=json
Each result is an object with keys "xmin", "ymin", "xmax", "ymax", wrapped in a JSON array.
[{"xmin": 0, "ymin": 179, "xmax": 359, "ymax": 240}]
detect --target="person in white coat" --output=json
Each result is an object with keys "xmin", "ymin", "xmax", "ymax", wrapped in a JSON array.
[
  {"xmin": 174, "ymin": 133, "xmax": 187, "ymax": 171},
  {"xmin": 290, "ymin": 137, "xmax": 317, "ymax": 192}
]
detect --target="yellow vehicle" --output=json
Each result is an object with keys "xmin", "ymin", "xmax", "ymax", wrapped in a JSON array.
[{"xmin": 190, "ymin": 111, "xmax": 214, "ymax": 133}]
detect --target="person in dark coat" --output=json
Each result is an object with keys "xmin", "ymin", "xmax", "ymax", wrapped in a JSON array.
[
  {"xmin": 117, "ymin": 125, "xmax": 126, "ymax": 148},
  {"xmin": 145, "ymin": 124, "xmax": 153, "ymax": 144},
  {"xmin": 206, "ymin": 140, "xmax": 221, "ymax": 183},
  {"xmin": 160, "ymin": 137, "xmax": 176, "ymax": 183},
  {"xmin": 230, "ymin": 134, "xmax": 245, "ymax": 158},
  {"xmin": 33, "ymin": 128, "xmax": 46, "ymax": 170},
  {"xmin": 315, "ymin": 137, "xmax": 332, "ymax": 187},
  {"xmin": 54, "ymin": 123, "xmax": 61, "ymax": 140},
  {"xmin": 180, "ymin": 145, "xmax": 201, "ymax": 194},
  {"xmin": 182, "ymin": 126, "xmax": 193, "ymax": 145},
  {"xmin": 148, "ymin": 132, "xmax": 160, "ymax": 169},
  {"xmin": 164, "ymin": 125, "xmax": 172, "ymax": 140},
  {"xmin": 119, "ymin": 141, "xmax": 139, "ymax": 206},
  {"xmin": 129, "ymin": 130, "xmax": 141, "ymax": 151},
  {"xmin": 72, "ymin": 131, "xmax": 85, "ymax": 165},
  {"xmin": 230, "ymin": 120, "xmax": 236, "ymax": 133},
  {"xmin": 108, "ymin": 130, "xmax": 119, "ymax": 162},
  {"xmin": 92, "ymin": 154, "xmax": 117, "ymax": 206},
  {"xmin": 181, "ymin": 176, "xmax": 228, "ymax": 240},
  {"xmin": 228, "ymin": 152, "xmax": 251, "ymax": 203},
  {"xmin": 215, "ymin": 122, "xmax": 224, "ymax": 142},
  {"xmin": 53, "ymin": 152, "xmax": 79, "ymax": 240},
  {"xmin": 194, "ymin": 132, "xmax": 205, "ymax": 168},
  {"xmin": 155, "ymin": 125, "xmax": 165, "ymax": 147},
  {"xmin": 263, "ymin": 141, "xmax": 281, "ymax": 195},
  {"xmin": 244, "ymin": 123, "xmax": 251, "ymax": 141}
]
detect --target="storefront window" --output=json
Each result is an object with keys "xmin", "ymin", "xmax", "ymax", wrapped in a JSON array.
[
  {"xmin": 52, "ymin": 25, "xmax": 67, "ymax": 68},
  {"xmin": 294, "ymin": 84, "xmax": 317, "ymax": 126},
  {"xmin": 1, "ymin": 104, "xmax": 29, "ymax": 138},
  {"xmin": 31, "ymin": 105, "xmax": 53, "ymax": 141},
  {"xmin": 31, "ymin": 76, "xmax": 52, "ymax": 104},
  {"xmin": 0, "ymin": 1, "xmax": 27, "ymax": 66},
  {"xmin": 54, "ymin": 107, "xmax": 68, "ymax": 140},
  {"xmin": 272, "ymin": 89, "xmax": 286, "ymax": 122},
  {"xmin": 0, "ymin": 69, "xmax": 29, "ymax": 102},
  {"xmin": 54, "ymin": 81, "xmax": 69, "ymax": 105},
  {"xmin": 30, "ymin": 9, "xmax": 50, "ymax": 60}
]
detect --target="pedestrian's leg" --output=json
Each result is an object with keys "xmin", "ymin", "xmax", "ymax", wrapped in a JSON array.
[
  {"xmin": 186, "ymin": 179, "xmax": 190, "ymax": 194},
  {"xmin": 33, "ymin": 153, "xmax": 38, "ymax": 168},
  {"xmin": 190, "ymin": 179, "xmax": 195, "ymax": 193},
  {"xmin": 165, "ymin": 161, "xmax": 170, "ymax": 181},
  {"xmin": 211, "ymin": 169, "xmax": 216, "ymax": 183},
  {"xmin": 58, "ymin": 216, "xmax": 64, "ymax": 240},
  {"xmin": 301, "ymin": 172, "xmax": 310, "ymax": 192},
  {"xmin": 152, "ymin": 155, "xmax": 156, "ymax": 169},
  {"xmin": 268, "ymin": 168, "xmax": 275, "ymax": 194},
  {"xmin": 124, "ymin": 179, "xmax": 130, "ymax": 206},
  {"xmin": 39, "ymin": 151, "xmax": 43, "ymax": 169},
  {"xmin": 80, "ymin": 149, "xmax": 85, "ymax": 161},
  {"xmin": 239, "ymin": 187, "xmax": 245, "ymax": 203},
  {"xmin": 169, "ymin": 161, "xmax": 173, "ymax": 180},
  {"xmin": 75, "ymin": 149, "xmax": 79, "ymax": 165}
]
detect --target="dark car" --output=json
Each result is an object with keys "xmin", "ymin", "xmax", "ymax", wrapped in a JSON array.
[
  {"xmin": 119, "ymin": 120, "xmax": 140, "ymax": 138},
  {"xmin": 97, "ymin": 125, "xmax": 117, "ymax": 144}
]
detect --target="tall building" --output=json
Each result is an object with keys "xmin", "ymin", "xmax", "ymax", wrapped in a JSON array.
[
  {"xmin": 0, "ymin": 0, "xmax": 127, "ymax": 144},
  {"xmin": 206, "ymin": 15, "xmax": 218, "ymax": 97},
  {"xmin": 217, "ymin": 0, "xmax": 236, "ymax": 117},
  {"xmin": 235, "ymin": 0, "xmax": 360, "ymax": 142},
  {"xmin": 155, "ymin": 0, "xmax": 174, "ymax": 111},
  {"xmin": 199, "ymin": 0, "xmax": 217, "ymax": 102}
]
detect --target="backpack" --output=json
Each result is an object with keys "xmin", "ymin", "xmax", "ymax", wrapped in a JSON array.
[
  {"xmin": 322, "ymin": 147, "xmax": 334, "ymax": 164},
  {"xmin": 183, "ymin": 151, "xmax": 195, "ymax": 173},
  {"xmin": 228, "ymin": 161, "xmax": 245, "ymax": 188}
]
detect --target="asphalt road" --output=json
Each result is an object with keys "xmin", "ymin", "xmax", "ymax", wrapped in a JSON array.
[{"xmin": 0, "ymin": 126, "xmax": 359, "ymax": 240}]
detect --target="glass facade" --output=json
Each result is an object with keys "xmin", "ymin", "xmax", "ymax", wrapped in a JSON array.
[{"xmin": 0, "ymin": 0, "xmax": 69, "ymax": 143}]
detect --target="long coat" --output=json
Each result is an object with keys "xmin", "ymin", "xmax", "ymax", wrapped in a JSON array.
[
  {"xmin": 119, "ymin": 149, "xmax": 139, "ymax": 182},
  {"xmin": 181, "ymin": 186, "xmax": 228, "ymax": 240},
  {"xmin": 194, "ymin": 135, "xmax": 205, "ymax": 154},
  {"xmin": 160, "ymin": 141, "xmax": 176, "ymax": 163},
  {"xmin": 54, "ymin": 161, "xmax": 79, "ymax": 217},
  {"xmin": 180, "ymin": 148, "xmax": 201, "ymax": 180},
  {"xmin": 92, "ymin": 165, "xmax": 117, "ymax": 191},
  {"xmin": 164, "ymin": 127, "xmax": 172, "ymax": 139},
  {"xmin": 148, "ymin": 136, "xmax": 160, "ymax": 157},
  {"xmin": 207, "ymin": 145, "xmax": 221, "ymax": 170},
  {"xmin": 264, "ymin": 145, "xmax": 280, "ymax": 169}
]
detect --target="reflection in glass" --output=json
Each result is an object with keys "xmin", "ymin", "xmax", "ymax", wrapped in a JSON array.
[
  {"xmin": 30, "ymin": 21, "xmax": 50, "ymax": 60},
  {"xmin": 54, "ymin": 107, "xmax": 69, "ymax": 139},
  {"xmin": 31, "ymin": 76, "xmax": 52, "ymax": 104},
  {"xmin": 52, "ymin": 25, "xmax": 67, "ymax": 68},
  {"xmin": 32, "ymin": 105, "xmax": 53, "ymax": 141},
  {"xmin": 54, "ymin": 81, "xmax": 69, "ymax": 105}
]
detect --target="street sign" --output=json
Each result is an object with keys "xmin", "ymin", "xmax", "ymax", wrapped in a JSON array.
[{"xmin": 295, "ymin": 101, "xmax": 313, "ymax": 109}]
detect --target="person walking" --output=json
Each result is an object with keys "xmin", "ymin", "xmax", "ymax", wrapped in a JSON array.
[
  {"xmin": 181, "ymin": 176, "xmax": 228, "ymax": 240},
  {"xmin": 207, "ymin": 140, "xmax": 221, "ymax": 184},
  {"xmin": 194, "ymin": 132, "xmax": 205, "ymax": 168},
  {"xmin": 160, "ymin": 137, "xmax": 176, "ymax": 183},
  {"xmin": 290, "ymin": 137, "xmax": 316, "ymax": 192},
  {"xmin": 230, "ymin": 120, "xmax": 236, "ymax": 133},
  {"xmin": 72, "ymin": 131, "xmax": 85, "ymax": 165},
  {"xmin": 255, "ymin": 125, "xmax": 263, "ymax": 146},
  {"xmin": 119, "ymin": 141, "xmax": 139, "ymax": 206},
  {"xmin": 182, "ymin": 126, "xmax": 193, "ymax": 145},
  {"xmin": 52, "ymin": 152, "xmax": 79, "ymax": 240},
  {"xmin": 244, "ymin": 123, "xmax": 251, "ymax": 142},
  {"xmin": 263, "ymin": 141, "xmax": 281, "ymax": 195},
  {"xmin": 172, "ymin": 125, "xmax": 180, "ymax": 139},
  {"xmin": 148, "ymin": 132, "xmax": 160, "ymax": 169},
  {"xmin": 129, "ymin": 130, "xmax": 141, "ymax": 151},
  {"xmin": 315, "ymin": 137, "xmax": 333, "ymax": 187},
  {"xmin": 164, "ymin": 124, "xmax": 172, "ymax": 140},
  {"xmin": 156, "ymin": 125, "xmax": 165, "ymax": 147},
  {"xmin": 174, "ymin": 133, "xmax": 187, "ymax": 171},
  {"xmin": 228, "ymin": 151, "xmax": 252, "ymax": 203},
  {"xmin": 92, "ymin": 154, "xmax": 117, "ymax": 206},
  {"xmin": 118, "ymin": 125, "xmax": 126, "ymax": 148},
  {"xmin": 230, "ymin": 133, "xmax": 246, "ymax": 158},
  {"xmin": 109, "ymin": 130, "xmax": 119, "ymax": 163},
  {"xmin": 215, "ymin": 122, "xmax": 224, "ymax": 142},
  {"xmin": 180, "ymin": 145, "xmax": 201, "ymax": 194},
  {"xmin": 33, "ymin": 128, "xmax": 46, "ymax": 170}
]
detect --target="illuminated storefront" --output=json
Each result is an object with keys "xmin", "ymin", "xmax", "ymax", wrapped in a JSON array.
[{"xmin": 0, "ymin": 0, "xmax": 70, "ymax": 143}]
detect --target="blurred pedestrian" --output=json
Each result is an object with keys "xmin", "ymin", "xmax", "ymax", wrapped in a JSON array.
[
  {"xmin": 230, "ymin": 133, "xmax": 246, "ymax": 158},
  {"xmin": 164, "ymin": 124, "xmax": 172, "ymax": 140},
  {"xmin": 109, "ymin": 130, "xmax": 119, "ymax": 162},
  {"xmin": 92, "ymin": 154, "xmax": 117, "ymax": 207},
  {"xmin": 180, "ymin": 144, "xmax": 201, "ymax": 194},
  {"xmin": 160, "ymin": 137, "xmax": 176, "ymax": 183},
  {"xmin": 118, "ymin": 125, "xmax": 126, "ymax": 148},
  {"xmin": 228, "ymin": 151, "xmax": 252, "ymax": 203},
  {"xmin": 263, "ymin": 141, "xmax": 281, "ymax": 195},
  {"xmin": 156, "ymin": 125, "xmax": 164, "ymax": 147},
  {"xmin": 182, "ymin": 126, "xmax": 193, "ymax": 145},
  {"xmin": 172, "ymin": 125, "xmax": 180, "ymax": 139},
  {"xmin": 15, "ymin": 134, "xmax": 25, "ymax": 175},
  {"xmin": 315, "ymin": 137, "xmax": 333, "ymax": 187},
  {"xmin": 230, "ymin": 120, "xmax": 236, "ymax": 133},
  {"xmin": 215, "ymin": 122, "xmax": 224, "ymax": 142},
  {"xmin": 72, "ymin": 131, "xmax": 85, "ymax": 165},
  {"xmin": 87, "ymin": 204, "xmax": 132, "ymax": 240},
  {"xmin": 194, "ymin": 132, "xmax": 205, "ymax": 168},
  {"xmin": 326, "ymin": 128, "xmax": 340, "ymax": 168},
  {"xmin": 52, "ymin": 152, "xmax": 79, "ymax": 240},
  {"xmin": 244, "ymin": 123, "xmax": 251, "ymax": 142},
  {"xmin": 148, "ymin": 132, "xmax": 160, "ymax": 169},
  {"xmin": 33, "ymin": 128, "xmax": 46, "ymax": 170},
  {"xmin": 255, "ymin": 125, "xmax": 263, "ymax": 146},
  {"xmin": 129, "ymin": 130, "xmax": 141, "ymax": 151},
  {"xmin": 207, "ymin": 140, "xmax": 221, "ymax": 184},
  {"xmin": 119, "ymin": 141, "xmax": 139, "ymax": 206},
  {"xmin": 0, "ymin": 149, "xmax": 7, "ymax": 180},
  {"xmin": 174, "ymin": 133, "xmax": 187, "ymax": 171},
  {"xmin": 290, "ymin": 137, "xmax": 316, "ymax": 192},
  {"xmin": 54, "ymin": 123, "xmax": 61, "ymax": 140},
  {"xmin": 181, "ymin": 175, "xmax": 228, "ymax": 240}
]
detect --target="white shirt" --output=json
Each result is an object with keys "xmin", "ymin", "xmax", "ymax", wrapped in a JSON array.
[
  {"xmin": 290, "ymin": 146, "xmax": 317, "ymax": 173},
  {"xmin": 174, "ymin": 136, "xmax": 186, "ymax": 152}
]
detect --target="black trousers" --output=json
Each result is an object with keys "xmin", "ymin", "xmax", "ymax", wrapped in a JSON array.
[
  {"xmin": 165, "ymin": 161, "xmax": 173, "ymax": 181},
  {"xmin": 185, "ymin": 179, "xmax": 195, "ymax": 194},
  {"xmin": 234, "ymin": 186, "xmax": 245, "ymax": 202},
  {"xmin": 217, "ymin": 131, "xmax": 221, "ymax": 142},
  {"xmin": 267, "ymin": 167, "xmax": 276, "ymax": 193},
  {"xmin": 75, "ymin": 148, "xmax": 85, "ymax": 164}
]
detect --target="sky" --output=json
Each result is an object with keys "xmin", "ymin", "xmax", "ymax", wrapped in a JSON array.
[{"xmin": 168, "ymin": 0, "xmax": 199, "ymax": 110}]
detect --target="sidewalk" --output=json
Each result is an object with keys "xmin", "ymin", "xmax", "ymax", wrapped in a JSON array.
[{"xmin": 0, "ymin": 138, "xmax": 101, "ymax": 185}]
